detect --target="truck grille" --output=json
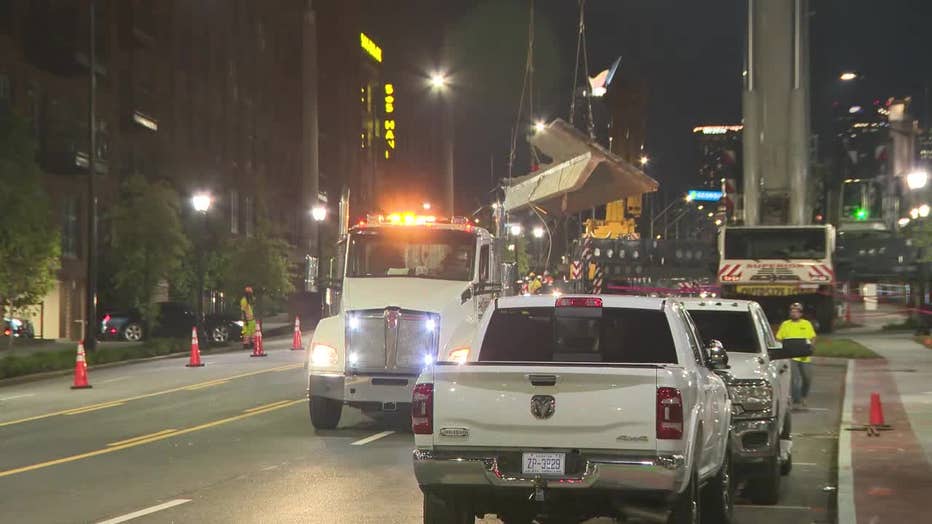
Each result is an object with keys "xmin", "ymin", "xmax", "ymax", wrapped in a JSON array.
[{"xmin": 346, "ymin": 308, "xmax": 439, "ymax": 373}]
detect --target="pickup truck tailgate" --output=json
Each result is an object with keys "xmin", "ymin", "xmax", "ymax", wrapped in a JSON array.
[{"xmin": 433, "ymin": 365, "xmax": 658, "ymax": 451}]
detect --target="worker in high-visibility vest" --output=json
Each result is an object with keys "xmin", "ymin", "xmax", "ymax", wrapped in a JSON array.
[
  {"xmin": 240, "ymin": 286, "xmax": 257, "ymax": 349},
  {"xmin": 775, "ymin": 302, "xmax": 816, "ymax": 409}
]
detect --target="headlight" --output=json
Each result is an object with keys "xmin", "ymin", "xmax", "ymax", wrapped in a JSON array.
[
  {"xmin": 729, "ymin": 380, "xmax": 772, "ymax": 415},
  {"xmin": 311, "ymin": 344, "xmax": 339, "ymax": 367}
]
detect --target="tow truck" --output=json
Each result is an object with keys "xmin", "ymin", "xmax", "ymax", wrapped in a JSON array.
[{"xmin": 305, "ymin": 213, "xmax": 501, "ymax": 429}]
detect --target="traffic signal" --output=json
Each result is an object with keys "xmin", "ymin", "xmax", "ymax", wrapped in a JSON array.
[{"xmin": 853, "ymin": 208, "xmax": 869, "ymax": 221}]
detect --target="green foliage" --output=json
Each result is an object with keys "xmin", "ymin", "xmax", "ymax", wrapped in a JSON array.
[
  {"xmin": 905, "ymin": 218, "xmax": 932, "ymax": 263},
  {"xmin": 218, "ymin": 221, "xmax": 294, "ymax": 316},
  {"xmin": 0, "ymin": 111, "xmax": 61, "ymax": 313},
  {"xmin": 106, "ymin": 175, "xmax": 190, "ymax": 323},
  {"xmin": 504, "ymin": 236, "xmax": 530, "ymax": 276},
  {"xmin": 813, "ymin": 338, "xmax": 881, "ymax": 359},
  {"xmin": 0, "ymin": 338, "xmax": 190, "ymax": 380}
]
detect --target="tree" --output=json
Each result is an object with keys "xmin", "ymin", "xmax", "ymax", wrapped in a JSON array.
[
  {"xmin": 107, "ymin": 175, "xmax": 190, "ymax": 326},
  {"xmin": 219, "ymin": 221, "xmax": 294, "ymax": 317},
  {"xmin": 0, "ymin": 110, "xmax": 61, "ymax": 328}
]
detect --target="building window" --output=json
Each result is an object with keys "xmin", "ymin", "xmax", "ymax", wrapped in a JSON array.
[
  {"xmin": 230, "ymin": 189, "xmax": 239, "ymax": 234},
  {"xmin": 62, "ymin": 196, "xmax": 80, "ymax": 258},
  {"xmin": 244, "ymin": 195, "xmax": 254, "ymax": 237}
]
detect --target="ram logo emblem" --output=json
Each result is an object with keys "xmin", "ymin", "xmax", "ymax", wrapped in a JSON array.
[{"xmin": 530, "ymin": 395, "xmax": 556, "ymax": 420}]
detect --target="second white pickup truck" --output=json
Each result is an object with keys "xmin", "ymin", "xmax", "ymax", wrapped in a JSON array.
[{"xmin": 412, "ymin": 295, "xmax": 733, "ymax": 523}]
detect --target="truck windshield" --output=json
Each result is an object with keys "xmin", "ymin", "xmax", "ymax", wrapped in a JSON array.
[
  {"xmin": 724, "ymin": 228, "xmax": 827, "ymax": 260},
  {"xmin": 346, "ymin": 228, "xmax": 475, "ymax": 281},
  {"xmin": 479, "ymin": 307, "xmax": 678, "ymax": 364},
  {"xmin": 687, "ymin": 310, "xmax": 760, "ymax": 353}
]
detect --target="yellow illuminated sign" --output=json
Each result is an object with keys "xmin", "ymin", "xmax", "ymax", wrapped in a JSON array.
[
  {"xmin": 384, "ymin": 83, "xmax": 396, "ymax": 159},
  {"xmin": 360, "ymin": 33, "xmax": 382, "ymax": 63}
]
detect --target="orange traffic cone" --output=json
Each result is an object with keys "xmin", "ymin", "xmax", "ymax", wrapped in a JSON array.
[
  {"xmin": 71, "ymin": 341, "xmax": 92, "ymax": 389},
  {"xmin": 250, "ymin": 321, "xmax": 267, "ymax": 357},
  {"xmin": 186, "ymin": 326, "xmax": 205, "ymax": 367},
  {"xmin": 291, "ymin": 316, "xmax": 303, "ymax": 351},
  {"xmin": 869, "ymin": 392, "xmax": 886, "ymax": 427}
]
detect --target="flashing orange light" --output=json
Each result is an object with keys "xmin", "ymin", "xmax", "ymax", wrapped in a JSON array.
[{"xmin": 403, "ymin": 213, "xmax": 416, "ymax": 224}]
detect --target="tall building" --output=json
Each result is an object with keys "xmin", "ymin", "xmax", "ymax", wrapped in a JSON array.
[{"xmin": 693, "ymin": 125, "xmax": 742, "ymax": 190}]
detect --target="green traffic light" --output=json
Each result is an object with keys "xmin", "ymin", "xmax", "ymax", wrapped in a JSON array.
[{"xmin": 854, "ymin": 208, "xmax": 869, "ymax": 221}]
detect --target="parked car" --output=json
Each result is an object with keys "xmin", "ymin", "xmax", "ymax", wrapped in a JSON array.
[
  {"xmin": 682, "ymin": 298, "xmax": 804, "ymax": 505},
  {"xmin": 98, "ymin": 302, "xmax": 242, "ymax": 343},
  {"xmin": 412, "ymin": 295, "xmax": 734, "ymax": 523},
  {"xmin": 3, "ymin": 316, "xmax": 35, "ymax": 339}
]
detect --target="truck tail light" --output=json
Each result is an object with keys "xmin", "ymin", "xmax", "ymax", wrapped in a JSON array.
[
  {"xmin": 656, "ymin": 387, "xmax": 684, "ymax": 440},
  {"xmin": 411, "ymin": 383, "xmax": 434, "ymax": 435},
  {"xmin": 555, "ymin": 297, "xmax": 603, "ymax": 308}
]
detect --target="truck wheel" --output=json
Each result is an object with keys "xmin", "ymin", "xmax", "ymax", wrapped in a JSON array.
[
  {"xmin": 780, "ymin": 415, "xmax": 793, "ymax": 476},
  {"xmin": 700, "ymin": 445, "xmax": 734, "ymax": 523},
  {"xmin": 423, "ymin": 493, "xmax": 474, "ymax": 524},
  {"xmin": 309, "ymin": 396, "xmax": 342, "ymax": 430},
  {"xmin": 746, "ymin": 455, "xmax": 781, "ymax": 505},
  {"xmin": 667, "ymin": 468, "xmax": 699, "ymax": 524}
]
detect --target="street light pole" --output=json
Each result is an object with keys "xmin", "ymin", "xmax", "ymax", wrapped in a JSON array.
[
  {"xmin": 192, "ymin": 193, "xmax": 212, "ymax": 321},
  {"xmin": 85, "ymin": 0, "xmax": 98, "ymax": 350}
]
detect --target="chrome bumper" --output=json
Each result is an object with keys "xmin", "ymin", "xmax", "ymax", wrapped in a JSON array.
[
  {"xmin": 730, "ymin": 418, "xmax": 778, "ymax": 463},
  {"xmin": 413, "ymin": 449, "xmax": 687, "ymax": 494}
]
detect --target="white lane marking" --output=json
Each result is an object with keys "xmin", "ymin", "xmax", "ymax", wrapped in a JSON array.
[
  {"xmin": 802, "ymin": 407, "xmax": 831, "ymax": 412},
  {"xmin": 794, "ymin": 462, "xmax": 819, "ymax": 466},
  {"xmin": 837, "ymin": 360, "xmax": 856, "ymax": 524},
  {"xmin": 0, "ymin": 393, "xmax": 35, "ymax": 401},
  {"xmin": 96, "ymin": 499, "xmax": 191, "ymax": 524},
  {"xmin": 350, "ymin": 430, "xmax": 395, "ymax": 446},
  {"xmin": 99, "ymin": 377, "xmax": 131, "ymax": 384},
  {"xmin": 739, "ymin": 505, "xmax": 812, "ymax": 510}
]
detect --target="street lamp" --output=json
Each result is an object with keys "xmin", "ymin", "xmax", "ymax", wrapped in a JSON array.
[
  {"xmin": 191, "ymin": 192, "xmax": 212, "ymax": 322},
  {"xmin": 533, "ymin": 120, "xmax": 546, "ymax": 134},
  {"xmin": 906, "ymin": 170, "xmax": 929, "ymax": 191},
  {"xmin": 532, "ymin": 226, "xmax": 545, "ymax": 239},
  {"xmin": 429, "ymin": 71, "xmax": 448, "ymax": 90},
  {"xmin": 509, "ymin": 223, "xmax": 523, "ymax": 236},
  {"xmin": 898, "ymin": 217, "xmax": 911, "ymax": 228},
  {"xmin": 920, "ymin": 204, "xmax": 931, "ymax": 218},
  {"xmin": 422, "ymin": 202, "xmax": 432, "ymax": 211},
  {"xmin": 839, "ymin": 71, "xmax": 859, "ymax": 81},
  {"xmin": 639, "ymin": 155, "xmax": 649, "ymax": 166}
]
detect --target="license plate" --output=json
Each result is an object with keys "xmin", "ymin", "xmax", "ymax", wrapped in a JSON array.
[
  {"xmin": 735, "ymin": 285, "xmax": 797, "ymax": 297},
  {"xmin": 522, "ymin": 452, "xmax": 565, "ymax": 475}
]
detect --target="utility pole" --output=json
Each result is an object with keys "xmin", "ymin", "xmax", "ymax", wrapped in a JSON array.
[{"xmin": 85, "ymin": 0, "xmax": 98, "ymax": 351}]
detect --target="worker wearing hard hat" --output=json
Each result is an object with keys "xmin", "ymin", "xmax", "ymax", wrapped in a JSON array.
[
  {"xmin": 775, "ymin": 302, "xmax": 816, "ymax": 409},
  {"xmin": 527, "ymin": 273, "xmax": 542, "ymax": 295},
  {"xmin": 240, "ymin": 286, "xmax": 257, "ymax": 349}
]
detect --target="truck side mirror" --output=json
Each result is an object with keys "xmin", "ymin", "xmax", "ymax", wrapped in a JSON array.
[{"xmin": 706, "ymin": 340, "xmax": 730, "ymax": 370}]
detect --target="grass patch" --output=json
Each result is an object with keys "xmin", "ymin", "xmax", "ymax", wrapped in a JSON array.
[
  {"xmin": 813, "ymin": 337, "xmax": 881, "ymax": 359},
  {"xmin": 882, "ymin": 317, "xmax": 920, "ymax": 331},
  {"xmin": 0, "ymin": 338, "xmax": 217, "ymax": 380}
]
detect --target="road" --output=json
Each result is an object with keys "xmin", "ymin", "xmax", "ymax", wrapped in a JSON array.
[{"xmin": 0, "ymin": 337, "xmax": 842, "ymax": 523}]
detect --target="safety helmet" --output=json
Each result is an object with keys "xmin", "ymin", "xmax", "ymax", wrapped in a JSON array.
[{"xmin": 245, "ymin": 286, "xmax": 254, "ymax": 293}]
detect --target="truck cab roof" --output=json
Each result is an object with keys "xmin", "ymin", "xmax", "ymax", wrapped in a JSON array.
[{"xmin": 494, "ymin": 294, "xmax": 669, "ymax": 311}]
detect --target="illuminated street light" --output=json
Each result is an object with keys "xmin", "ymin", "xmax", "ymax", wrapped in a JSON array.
[
  {"xmin": 192, "ymin": 192, "xmax": 212, "ymax": 213},
  {"xmin": 697, "ymin": 205, "xmax": 704, "ymax": 210},
  {"xmin": 911, "ymin": 207, "xmax": 921, "ymax": 219},
  {"xmin": 639, "ymin": 155, "xmax": 649, "ymax": 166},
  {"xmin": 920, "ymin": 204, "xmax": 931, "ymax": 218},
  {"xmin": 311, "ymin": 204, "xmax": 327, "ymax": 222},
  {"xmin": 532, "ymin": 226, "xmax": 545, "ymax": 238},
  {"xmin": 533, "ymin": 120, "xmax": 546, "ymax": 134},
  {"xmin": 839, "ymin": 71, "xmax": 859, "ymax": 81},
  {"xmin": 509, "ymin": 223, "xmax": 523, "ymax": 236},
  {"xmin": 428, "ymin": 71, "xmax": 448, "ymax": 90},
  {"xmin": 898, "ymin": 217, "xmax": 911, "ymax": 228},
  {"xmin": 422, "ymin": 202, "xmax": 432, "ymax": 211},
  {"xmin": 714, "ymin": 219, "xmax": 723, "ymax": 226},
  {"xmin": 707, "ymin": 212, "xmax": 714, "ymax": 218},
  {"xmin": 684, "ymin": 193, "xmax": 694, "ymax": 202},
  {"xmin": 906, "ymin": 170, "xmax": 929, "ymax": 191}
]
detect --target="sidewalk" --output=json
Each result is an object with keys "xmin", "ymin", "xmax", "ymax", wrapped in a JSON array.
[{"xmin": 840, "ymin": 333, "xmax": 932, "ymax": 523}]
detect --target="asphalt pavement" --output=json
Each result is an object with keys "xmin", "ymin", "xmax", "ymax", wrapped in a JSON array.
[{"xmin": 0, "ymin": 336, "xmax": 844, "ymax": 524}]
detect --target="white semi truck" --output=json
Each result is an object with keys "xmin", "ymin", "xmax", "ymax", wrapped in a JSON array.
[{"xmin": 305, "ymin": 213, "xmax": 502, "ymax": 429}]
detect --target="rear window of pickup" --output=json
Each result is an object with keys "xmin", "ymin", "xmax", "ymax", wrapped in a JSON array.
[{"xmin": 478, "ymin": 307, "xmax": 678, "ymax": 364}]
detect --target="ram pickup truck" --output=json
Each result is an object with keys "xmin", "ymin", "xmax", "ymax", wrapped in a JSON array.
[
  {"xmin": 412, "ymin": 295, "xmax": 733, "ymax": 523},
  {"xmin": 683, "ymin": 298, "xmax": 800, "ymax": 505}
]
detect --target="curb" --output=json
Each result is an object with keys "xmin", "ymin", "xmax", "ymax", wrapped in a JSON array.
[
  {"xmin": 0, "ymin": 334, "xmax": 300, "ymax": 388},
  {"xmin": 837, "ymin": 359, "xmax": 856, "ymax": 524}
]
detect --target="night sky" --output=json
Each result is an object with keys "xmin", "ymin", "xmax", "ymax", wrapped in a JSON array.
[{"xmin": 371, "ymin": 0, "xmax": 932, "ymax": 213}]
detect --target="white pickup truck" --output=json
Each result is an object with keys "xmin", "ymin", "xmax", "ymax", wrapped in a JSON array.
[
  {"xmin": 412, "ymin": 295, "xmax": 733, "ymax": 523},
  {"xmin": 682, "ymin": 298, "xmax": 796, "ymax": 505}
]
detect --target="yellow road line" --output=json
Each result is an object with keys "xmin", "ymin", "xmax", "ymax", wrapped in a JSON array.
[
  {"xmin": 0, "ymin": 363, "xmax": 303, "ymax": 428},
  {"xmin": 107, "ymin": 429, "xmax": 177, "ymax": 447},
  {"xmin": 64, "ymin": 401, "xmax": 126, "ymax": 415},
  {"xmin": 0, "ymin": 399, "xmax": 304, "ymax": 479},
  {"xmin": 184, "ymin": 380, "xmax": 230, "ymax": 391},
  {"xmin": 243, "ymin": 400, "xmax": 292, "ymax": 413}
]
